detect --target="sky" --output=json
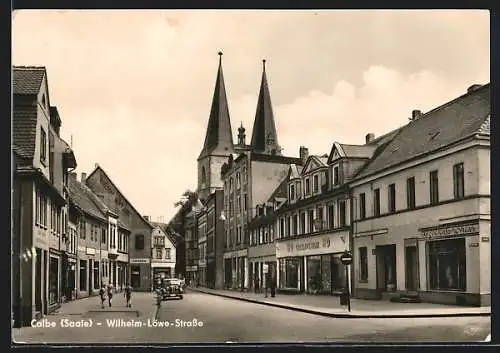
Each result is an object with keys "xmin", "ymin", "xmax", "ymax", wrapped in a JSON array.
[{"xmin": 12, "ymin": 10, "xmax": 490, "ymax": 222}]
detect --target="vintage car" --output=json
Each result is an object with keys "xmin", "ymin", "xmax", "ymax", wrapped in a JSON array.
[{"xmin": 156, "ymin": 278, "xmax": 184, "ymax": 301}]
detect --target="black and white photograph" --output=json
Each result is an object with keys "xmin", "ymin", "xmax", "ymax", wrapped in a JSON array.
[{"xmin": 11, "ymin": 9, "xmax": 491, "ymax": 344}]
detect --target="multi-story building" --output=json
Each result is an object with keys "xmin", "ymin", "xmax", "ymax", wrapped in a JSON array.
[
  {"xmin": 184, "ymin": 211, "xmax": 199, "ymax": 285},
  {"xmin": 197, "ymin": 212, "xmax": 208, "ymax": 287},
  {"xmin": 247, "ymin": 174, "xmax": 288, "ymax": 291},
  {"xmin": 68, "ymin": 173, "xmax": 114, "ymax": 297},
  {"xmin": 85, "ymin": 165, "xmax": 152, "ymax": 291},
  {"xmin": 349, "ymin": 83, "xmax": 490, "ymax": 306},
  {"xmin": 12, "ymin": 66, "xmax": 77, "ymax": 327},
  {"xmin": 149, "ymin": 221, "xmax": 177, "ymax": 288},
  {"xmin": 203, "ymin": 190, "xmax": 225, "ymax": 289}
]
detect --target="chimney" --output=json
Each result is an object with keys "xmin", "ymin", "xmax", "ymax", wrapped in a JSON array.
[
  {"xmin": 81, "ymin": 172, "xmax": 87, "ymax": 183},
  {"xmin": 411, "ymin": 110, "xmax": 422, "ymax": 120},
  {"xmin": 467, "ymin": 84, "xmax": 482, "ymax": 93},
  {"xmin": 299, "ymin": 146, "xmax": 309, "ymax": 164},
  {"xmin": 365, "ymin": 133, "xmax": 375, "ymax": 144}
]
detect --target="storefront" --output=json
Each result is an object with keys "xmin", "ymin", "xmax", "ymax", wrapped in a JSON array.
[
  {"xmin": 48, "ymin": 253, "xmax": 60, "ymax": 307},
  {"xmin": 276, "ymin": 231, "xmax": 350, "ymax": 294},
  {"xmin": 130, "ymin": 258, "xmax": 150, "ymax": 291},
  {"xmin": 223, "ymin": 249, "xmax": 248, "ymax": 289}
]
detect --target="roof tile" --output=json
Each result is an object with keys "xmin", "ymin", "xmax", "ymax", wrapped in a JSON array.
[
  {"xmin": 12, "ymin": 106, "xmax": 38, "ymax": 159},
  {"xmin": 13, "ymin": 66, "xmax": 45, "ymax": 95},
  {"xmin": 68, "ymin": 176, "xmax": 107, "ymax": 222}
]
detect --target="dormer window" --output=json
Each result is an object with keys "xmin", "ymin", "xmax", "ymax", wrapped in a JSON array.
[
  {"xmin": 333, "ymin": 166, "xmax": 340, "ymax": 186},
  {"xmin": 305, "ymin": 178, "xmax": 310, "ymax": 195},
  {"xmin": 40, "ymin": 126, "xmax": 47, "ymax": 165},
  {"xmin": 313, "ymin": 175, "xmax": 319, "ymax": 193},
  {"xmin": 290, "ymin": 184, "xmax": 296, "ymax": 200}
]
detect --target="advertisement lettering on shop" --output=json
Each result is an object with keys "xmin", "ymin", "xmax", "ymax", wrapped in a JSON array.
[
  {"xmin": 421, "ymin": 223, "xmax": 480, "ymax": 240},
  {"xmin": 287, "ymin": 237, "xmax": 331, "ymax": 253}
]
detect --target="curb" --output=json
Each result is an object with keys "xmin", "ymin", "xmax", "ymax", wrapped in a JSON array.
[{"xmin": 190, "ymin": 289, "xmax": 491, "ymax": 319}]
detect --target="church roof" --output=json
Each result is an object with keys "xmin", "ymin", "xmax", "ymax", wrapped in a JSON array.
[
  {"xmin": 250, "ymin": 60, "xmax": 280, "ymax": 155},
  {"xmin": 198, "ymin": 52, "xmax": 235, "ymax": 160}
]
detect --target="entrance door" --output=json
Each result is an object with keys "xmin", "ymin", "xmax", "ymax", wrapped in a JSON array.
[
  {"xmin": 375, "ymin": 245, "xmax": 397, "ymax": 298},
  {"xmin": 405, "ymin": 246, "xmax": 419, "ymax": 292},
  {"xmin": 131, "ymin": 266, "xmax": 141, "ymax": 289},
  {"xmin": 35, "ymin": 249, "xmax": 42, "ymax": 312}
]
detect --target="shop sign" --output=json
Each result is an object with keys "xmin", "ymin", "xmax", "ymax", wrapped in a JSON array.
[
  {"xmin": 288, "ymin": 236, "xmax": 331, "ymax": 252},
  {"xmin": 130, "ymin": 258, "xmax": 150, "ymax": 264},
  {"xmin": 421, "ymin": 223, "xmax": 479, "ymax": 240},
  {"xmin": 469, "ymin": 243, "xmax": 479, "ymax": 248},
  {"xmin": 77, "ymin": 245, "xmax": 86, "ymax": 253},
  {"xmin": 86, "ymin": 247, "xmax": 96, "ymax": 255}
]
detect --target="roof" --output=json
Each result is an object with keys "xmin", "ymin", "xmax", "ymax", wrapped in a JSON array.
[
  {"xmin": 339, "ymin": 144, "xmax": 377, "ymax": 159},
  {"xmin": 68, "ymin": 176, "xmax": 107, "ymax": 222},
  {"xmin": 86, "ymin": 165, "xmax": 154, "ymax": 230},
  {"xmin": 13, "ymin": 66, "xmax": 46, "ymax": 95},
  {"xmin": 250, "ymin": 61, "xmax": 280, "ymax": 155},
  {"xmin": 268, "ymin": 175, "xmax": 289, "ymax": 201},
  {"xmin": 13, "ymin": 101, "xmax": 38, "ymax": 161},
  {"xmin": 354, "ymin": 83, "xmax": 491, "ymax": 181},
  {"xmin": 198, "ymin": 54, "xmax": 235, "ymax": 160},
  {"xmin": 289, "ymin": 164, "xmax": 303, "ymax": 179}
]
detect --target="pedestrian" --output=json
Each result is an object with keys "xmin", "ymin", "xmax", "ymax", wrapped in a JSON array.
[
  {"xmin": 270, "ymin": 275, "xmax": 276, "ymax": 298},
  {"xmin": 124, "ymin": 283, "xmax": 132, "ymax": 308},
  {"xmin": 99, "ymin": 284, "xmax": 106, "ymax": 309},
  {"xmin": 107, "ymin": 284, "xmax": 114, "ymax": 307}
]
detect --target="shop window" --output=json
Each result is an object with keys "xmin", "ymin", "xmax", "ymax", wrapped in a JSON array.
[
  {"xmin": 49, "ymin": 257, "xmax": 59, "ymax": 305},
  {"xmin": 388, "ymin": 183, "xmax": 396, "ymax": 213},
  {"xmin": 307, "ymin": 256, "xmax": 322, "ymax": 293},
  {"xmin": 429, "ymin": 170, "xmax": 439, "ymax": 205},
  {"xmin": 453, "ymin": 163, "xmax": 465, "ymax": 199},
  {"xmin": 428, "ymin": 238, "xmax": 466, "ymax": 291},
  {"xmin": 406, "ymin": 177, "xmax": 416, "ymax": 209},
  {"xmin": 359, "ymin": 193, "xmax": 366, "ymax": 220},
  {"xmin": 79, "ymin": 260, "xmax": 86, "ymax": 291},
  {"xmin": 93, "ymin": 261, "xmax": 100, "ymax": 289},
  {"xmin": 279, "ymin": 258, "xmax": 301, "ymax": 289},
  {"xmin": 359, "ymin": 247, "xmax": 368, "ymax": 281},
  {"xmin": 373, "ymin": 188, "xmax": 380, "ymax": 216}
]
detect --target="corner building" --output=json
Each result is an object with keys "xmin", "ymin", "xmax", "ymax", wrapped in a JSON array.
[{"xmin": 350, "ymin": 84, "xmax": 490, "ymax": 306}]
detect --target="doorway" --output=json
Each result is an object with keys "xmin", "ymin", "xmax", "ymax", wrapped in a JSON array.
[
  {"xmin": 131, "ymin": 266, "xmax": 141, "ymax": 289},
  {"xmin": 35, "ymin": 249, "xmax": 42, "ymax": 312},
  {"xmin": 405, "ymin": 246, "xmax": 419, "ymax": 292},
  {"xmin": 375, "ymin": 244, "xmax": 397, "ymax": 298}
]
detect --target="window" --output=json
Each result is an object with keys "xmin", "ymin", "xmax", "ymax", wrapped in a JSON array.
[
  {"xmin": 333, "ymin": 166, "xmax": 339, "ymax": 186},
  {"xmin": 40, "ymin": 127, "xmax": 47, "ymax": 163},
  {"xmin": 280, "ymin": 218, "xmax": 285, "ymax": 238},
  {"xmin": 328, "ymin": 204, "xmax": 334, "ymax": 229},
  {"xmin": 300, "ymin": 212, "xmax": 306, "ymax": 234},
  {"xmin": 286, "ymin": 216, "xmax": 291, "ymax": 236},
  {"xmin": 135, "ymin": 234, "xmax": 145, "ymax": 250},
  {"xmin": 313, "ymin": 175, "xmax": 319, "ymax": 193},
  {"xmin": 156, "ymin": 248, "xmax": 163, "ymax": 259},
  {"xmin": 453, "ymin": 163, "xmax": 465, "ymax": 199},
  {"xmin": 292, "ymin": 214, "xmax": 298, "ymax": 235},
  {"xmin": 236, "ymin": 172, "xmax": 241, "ymax": 189},
  {"xmin": 359, "ymin": 247, "xmax": 368, "ymax": 281},
  {"xmin": 165, "ymin": 248, "xmax": 171, "ymax": 259},
  {"xmin": 388, "ymin": 183, "xmax": 396, "ymax": 213},
  {"xmin": 373, "ymin": 188, "xmax": 380, "ymax": 217},
  {"xmin": 406, "ymin": 177, "xmax": 416, "ymax": 209},
  {"xmin": 338, "ymin": 200, "xmax": 346, "ymax": 227},
  {"xmin": 428, "ymin": 238, "xmax": 466, "ymax": 291},
  {"xmin": 80, "ymin": 221, "xmax": 86, "ymax": 239},
  {"xmin": 359, "ymin": 193, "xmax": 366, "ymax": 220},
  {"xmin": 101, "ymin": 227, "xmax": 107, "ymax": 244},
  {"xmin": 308, "ymin": 210, "xmax": 314, "ymax": 233},
  {"xmin": 305, "ymin": 178, "xmax": 310, "ymax": 194},
  {"xmin": 429, "ymin": 170, "xmax": 439, "ymax": 205},
  {"xmin": 290, "ymin": 184, "xmax": 295, "ymax": 200},
  {"xmin": 243, "ymin": 194, "xmax": 248, "ymax": 211}
]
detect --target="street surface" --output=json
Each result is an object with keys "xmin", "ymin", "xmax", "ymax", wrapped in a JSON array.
[{"xmin": 12, "ymin": 291, "xmax": 490, "ymax": 344}]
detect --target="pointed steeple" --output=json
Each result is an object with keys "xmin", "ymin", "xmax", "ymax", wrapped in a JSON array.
[
  {"xmin": 250, "ymin": 59, "xmax": 281, "ymax": 155},
  {"xmin": 198, "ymin": 52, "xmax": 235, "ymax": 160}
]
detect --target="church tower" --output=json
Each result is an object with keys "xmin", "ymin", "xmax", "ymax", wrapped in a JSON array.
[
  {"xmin": 250, "ymin": 59, "xmax": 281, "ymax": 155},
  {"xmin": 197, "ymin": 52, "xmax": 235, "ymax": 200}
]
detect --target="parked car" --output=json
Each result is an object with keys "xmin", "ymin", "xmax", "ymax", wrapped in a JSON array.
[{"xmin": 156, "ymin": 278, "xmax": 183, "ymax": 302}]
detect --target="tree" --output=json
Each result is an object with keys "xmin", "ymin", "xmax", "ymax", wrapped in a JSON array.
[{"xmin": 174, "ymin": 190, "xmax": 200, "ymax": 211}]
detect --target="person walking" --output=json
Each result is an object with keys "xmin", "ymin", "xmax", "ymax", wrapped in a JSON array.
[
  {"xmin": 99, "ymin": 284, "xmax": 106, "ymax": 309},
  {"xmin": 124, "ymin": 284, "xmax": 132, "ymax": 308},
  {"xmin": 107, "ymin": 284, "xmax": 114, "ymax": 307}
]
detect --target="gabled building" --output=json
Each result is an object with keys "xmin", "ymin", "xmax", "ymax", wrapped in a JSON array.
[
  {"xmin": 12, "ymin": 66, "xmax": 77, "ymax": 327},
  {"xmin": 85, "ymin": 165, "xmax": 153, "ymax": 291},
  {"xmin": 349, "ymin": 83, "xmax": 491, "ymax": 306},
  {"xmin": 149, "ymin": 221, "xmax": 177, "ymax": 287}
]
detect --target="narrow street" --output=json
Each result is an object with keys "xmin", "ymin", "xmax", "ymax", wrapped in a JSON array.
[{"xmin": 13, "ymin": 292, "xmax": 490, "ymax": 344}]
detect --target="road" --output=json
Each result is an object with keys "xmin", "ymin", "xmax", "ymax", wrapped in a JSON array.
[{"xmin": 12, "ymin": 291, "xmax": 490, "ymax": 344}]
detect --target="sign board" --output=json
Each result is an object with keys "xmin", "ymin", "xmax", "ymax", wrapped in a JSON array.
[
  {"xmin": 86, "ymin": 247, "xmax": 96, "ymax": 255},
  {"xmin": 263, "ymin": 264, "xmax": 269, "ymax": 274},
  {"xmin": 130, "ymin": 258, "xmax": 150, "ymax": 264},
  {"xmin": 421, "ymin": 223, "xmax": 479, "ymax": 240},
  {"xmin": 340, "ymin": 251, "xmax": 352, "ymax": 265}
]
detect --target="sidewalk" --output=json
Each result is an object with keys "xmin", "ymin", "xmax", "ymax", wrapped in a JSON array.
[{"xmin": 189, "ymin": 287, "xmax": 491, "ymax": 319}]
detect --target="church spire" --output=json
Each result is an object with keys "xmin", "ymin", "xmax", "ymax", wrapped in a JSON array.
[
  {"xmin": 250, "ymin": 59, "xmax": 280, "ymax": 155},
  {"xmin": 198, "ymin": 52, "xmax": 235, "ymax": 160}
]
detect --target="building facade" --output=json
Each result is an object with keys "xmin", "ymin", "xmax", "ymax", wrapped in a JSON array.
[
  {"xmin": 202, "ymin": 190, "xmax": 225, "ymax": 289},
  {"xmin": 149, "ymin": 222, "xmax": 177, "ymax": 288},
  {"xmin": 12, "ymin": 66, "xmax": 77, "ymax": 327},
  {"xmin": 184, "ymin": 212, "xmax": 198, "ymax": 285},
  {"xmin": 197, "ymin": 212, "xmax": 208, "ymax": 287},
  {"xmin": 350, "ymin": 84, "xmax": 490, "ymax": 306},
  {"xmin": 85, "ymin": 165, "xmax": 153, "ymax": 291}
]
